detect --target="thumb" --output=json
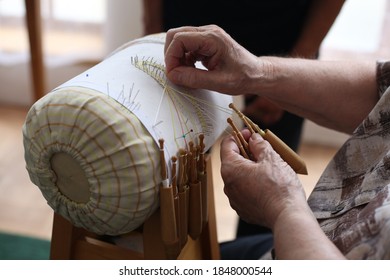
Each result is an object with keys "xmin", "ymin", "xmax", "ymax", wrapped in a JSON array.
[
  {"xmin": 248, "ymin": 133, "xmax": 271, "ymax": 162},
  {"xmin": 166, "ymin": 66, "xmax": 205, "ymax": 88}
]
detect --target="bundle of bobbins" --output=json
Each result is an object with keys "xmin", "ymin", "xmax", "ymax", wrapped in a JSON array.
[
  {"xmin": 158, "ymin": 134, "xmax": 209, "ymax": 259},
  {"xmin": 227, "ymin": 103, "xmax": 308, "ymax": 175}
]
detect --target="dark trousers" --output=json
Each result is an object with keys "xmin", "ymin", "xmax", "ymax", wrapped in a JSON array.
[{"xmin": 220, "ymin": 233, "xmax": 274, "ymax": 260}]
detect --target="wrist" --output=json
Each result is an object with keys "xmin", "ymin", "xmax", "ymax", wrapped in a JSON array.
[
  {"xmin": 261, "ymin": 182, "xmax": 309, "ymax": 230},
  {"xmin": 246, "ymin": 57, "xmax": 282, "ymax": 96},
  {"xmin": 272, "ymin": 202, "xmax": 315, "ymax": 229}
]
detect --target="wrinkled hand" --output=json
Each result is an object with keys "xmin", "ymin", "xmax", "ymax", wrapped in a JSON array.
[
  {"xmin": 220, "ymin": 130, "xmax": 306, "ymax": 229},
  {"xmin": 164, "ymin": 25, "xmax": 264, "ymax": 95}
]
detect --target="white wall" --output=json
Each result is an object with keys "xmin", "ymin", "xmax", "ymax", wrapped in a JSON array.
[{"xmin": 104, "ymin": 0, "xmax": 143, "ymax": 54}]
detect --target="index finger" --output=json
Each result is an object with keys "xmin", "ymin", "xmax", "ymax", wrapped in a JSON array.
[
  {"xmin": 164, "ymin": 26, "xmax": 196, "ymax": 54},
  {"xmin": 164, "ymin": 26, "xmax": 220, "ymax": 73},
  {"xmin": 164, "ymin": 25, "xmax": 215, "ymax": 54}
]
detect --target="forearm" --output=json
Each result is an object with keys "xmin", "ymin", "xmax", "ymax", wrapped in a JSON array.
[
  {"xmin": 252, "ymin": 57, "xmax": 378, "ymax": 133},
  {"xmin": 272, "ymin": 206, "xmax": 345, "ymax": 259},
  {"xmin": 164, "ymin": 25, "xmax": 379, "ymax": 133},
  {"xmin": 142, "ymin": 0, "xmax": 163, "ymax": 35}
]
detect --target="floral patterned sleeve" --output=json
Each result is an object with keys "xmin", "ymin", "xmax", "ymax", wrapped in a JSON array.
[{"xmin": 377, "ymin": 60, "xmax": 390, "ymax": 97}]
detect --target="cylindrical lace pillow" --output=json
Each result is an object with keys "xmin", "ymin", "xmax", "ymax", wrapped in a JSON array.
[
  {"xmin": 22, "ymin": 33, "xmax": 231, "ymax": 236},
  {"xmin": 23, "ymin": 87, "xmax": 161, "ymax": 235}
]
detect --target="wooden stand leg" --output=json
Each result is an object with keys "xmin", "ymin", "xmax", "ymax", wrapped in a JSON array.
[
  {"xmin": 200, "ymin": 155, "xmax": 220, "ymax": 260},
  {"xmin": 50, "ymin": 213, "xmax": 87, "ymax": 259},
  {"xmin": 25, "ymin": 0, "xmax": 45, "ymax": 102}
]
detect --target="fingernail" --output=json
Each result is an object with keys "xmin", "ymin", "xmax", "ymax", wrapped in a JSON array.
[{"xmin": 251, "ymin": 133, "xmax": 261, "ymax": 141}]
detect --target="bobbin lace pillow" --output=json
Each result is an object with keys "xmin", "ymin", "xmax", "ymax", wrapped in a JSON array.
[
  {"xmin": 23, "ymin": 87, "xmax": 160, "ymax": 235},
  {"xmin": 22, "ymin": 33, "xmax": 231, "ymax": 236}
]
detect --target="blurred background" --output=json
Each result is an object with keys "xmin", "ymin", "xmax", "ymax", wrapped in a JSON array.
[{"xmin": 0, "ymin": 0, "xmax": 389, "ymax": 258}]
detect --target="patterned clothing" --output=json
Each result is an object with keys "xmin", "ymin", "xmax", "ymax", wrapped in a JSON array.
[{"xmin": 307, "ymin": 61, "xmax": 390, "ymax": 259}]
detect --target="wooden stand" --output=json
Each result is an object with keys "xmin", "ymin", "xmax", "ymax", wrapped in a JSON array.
[{"xmin": 50, "ymin": 156, "xmax": 220, "ymax": 260}]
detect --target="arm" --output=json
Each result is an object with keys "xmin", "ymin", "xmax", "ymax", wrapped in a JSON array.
[
  {"xmin": 244, "ymin": 0, "xmax": 345, "ymax": 125},
  {"xmin": 221, "ymin": 130, "xmax": 345, "ymax": 259},
  {"xmin": 164, "ymin": 25, "xmax": 378, "ymax": 134},
  {"xmin": 258, "ymin": 57, "xmax": 377, "ymax": 133},
  {"xmin": 290, "ymin": 0, "xmax": 346, "ymax": 58},
  {"xmin": 142, "ymin": 0, "xmax": 163, "ymax": 35}
]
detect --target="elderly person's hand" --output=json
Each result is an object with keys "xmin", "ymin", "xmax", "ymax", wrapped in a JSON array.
[
  {"xmin": 220, "ymin": 129, "xmax": 307, "ymax": 229},
  {"xmin": 164, "ymin": 25, "xmax": 268, "ymax": 96},
  {"xmin": 220, "ymin": 130, "xmax": 346, "ymax": 259}
]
